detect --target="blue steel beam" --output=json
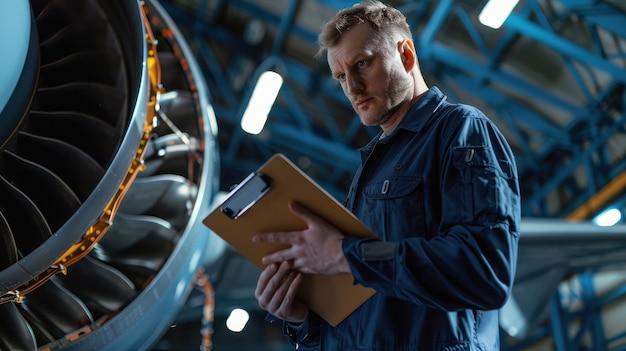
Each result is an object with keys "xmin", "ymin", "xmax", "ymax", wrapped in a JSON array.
[
  {"xmin": 560, "ymin": 0, "xmax": 626, "ymax": 39},
  {"xmin": 506, "ymin": 13, "xmax": 626, "ymax": 82},
  {"xmin": 271, "ymin": 0, "xmax": 300, "ymax": 54}
]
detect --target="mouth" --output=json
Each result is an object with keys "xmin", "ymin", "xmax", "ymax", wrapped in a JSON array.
[{"xmin": 355, "ymin": 97, "xmax": 372, "ymax": 110}]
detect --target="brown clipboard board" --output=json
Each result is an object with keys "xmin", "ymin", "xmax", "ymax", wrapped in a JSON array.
[{"xmin": 202, "ymin": 153, "xmax": 377, "ymax": 327}]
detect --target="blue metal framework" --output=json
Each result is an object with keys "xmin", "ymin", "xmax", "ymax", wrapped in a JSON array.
[
  {"xmin": 504, "ymin": 266, "xmax": 626, "ymax": 351},
  {"xmin": 159, "ymin": 0, "xmax": 626, "ymax": 349}
]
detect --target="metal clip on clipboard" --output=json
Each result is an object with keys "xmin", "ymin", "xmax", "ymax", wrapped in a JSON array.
[{"xmin": 220, "ymin": 172, "xmax": 271, "ymax": 219}]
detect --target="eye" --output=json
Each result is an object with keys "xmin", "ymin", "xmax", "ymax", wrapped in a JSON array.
[
  {"xmin": 356, "ymin": 60, "xmax": 369, "ymax": 69},
  {"xmin": 336, "ymin": 73, "xmax": 346, "ymax": 81}
]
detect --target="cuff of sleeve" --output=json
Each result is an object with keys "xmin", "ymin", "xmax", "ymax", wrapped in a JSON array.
[
  {"xmin": 283, "ymin": 315, "xmax": 317, "ymax": 346},
  {"xmin": 343, "ymin": 236, "xmax": 396, "ymax": 288},
  {"xmin": 283, "ymin": 320, "xmax": 306, "ymax": 340},
  {"xmin": 342, "ymin": 236, "xmax": 376, "ymax": 285}
]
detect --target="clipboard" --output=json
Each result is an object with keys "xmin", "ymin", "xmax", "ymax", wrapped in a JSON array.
[{"xmin": 202, "ymin": 153, "xmax": 377, "ymax": 327}]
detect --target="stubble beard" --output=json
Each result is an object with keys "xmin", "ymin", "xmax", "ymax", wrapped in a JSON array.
[
  {"xmin": 356, "ymin": 66, "xmax": 414, "ymax": 128},
  {"xmin": 358, "ymin": 105, "xmax": 396, "ymax": 128}
]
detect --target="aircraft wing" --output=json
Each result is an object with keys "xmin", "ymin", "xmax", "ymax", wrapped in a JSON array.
[{"xmin": 501, "ymin": 219, "xmax": 626, "ymax": 338}]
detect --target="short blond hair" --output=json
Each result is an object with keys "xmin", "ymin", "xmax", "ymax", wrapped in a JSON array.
[{"xmin": 316, "ymin": 0, "xmax": 412, "ymax": 57}]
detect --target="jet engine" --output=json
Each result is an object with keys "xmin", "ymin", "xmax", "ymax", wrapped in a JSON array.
[{"xmin": 0, "ymin": 0, "xmax": 219, "ymax": 349}]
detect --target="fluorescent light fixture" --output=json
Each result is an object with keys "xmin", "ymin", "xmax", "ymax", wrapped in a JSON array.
[
  {"xmin": 225, "ymin": 308, "xmax": 250, "ymax": 333},
  {"xmin": 241, "ymin": 70, "xmax": 283, "ymax": 135},
  {"xmin": 593, "ymin": 208, "xmax": 622, "ymax": 227},
  {"xmin": 479, "ymin": 0, "xmax": 519, "ymax": 29}
]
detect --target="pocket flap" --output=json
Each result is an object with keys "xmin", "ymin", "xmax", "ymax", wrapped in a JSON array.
[{"xmin": 363, "ymin": 176, "xmax": 421, "ymax": 199}]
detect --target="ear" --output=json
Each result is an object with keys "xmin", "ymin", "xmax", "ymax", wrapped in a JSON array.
[{"xmin": 398, "ymin": 39, "xmax": 417, "ymax": 72}]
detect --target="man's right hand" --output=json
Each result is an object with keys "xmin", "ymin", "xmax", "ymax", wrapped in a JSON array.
[{"xmin": 255, "ymin": 260, "xmax": 309, "ymax": 323}]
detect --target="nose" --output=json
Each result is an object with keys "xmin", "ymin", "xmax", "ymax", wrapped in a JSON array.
[{"xmin": 345, "ymin": 73, "xmax": 364, "ymax": 96}]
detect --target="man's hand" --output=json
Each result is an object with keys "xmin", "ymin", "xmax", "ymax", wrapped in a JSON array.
[
  {"xmin": 252, "ymin": 201, "xmax": 351, "ymax": 275},
  {"xmin": 255, "ymin": 260, "xmax": 309, "ymax": 323}
]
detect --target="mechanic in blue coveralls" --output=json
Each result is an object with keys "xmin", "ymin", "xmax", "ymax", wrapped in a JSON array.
[{"xmin": 252, "ymin": 1, "xmax": 521, "ymax": 350}]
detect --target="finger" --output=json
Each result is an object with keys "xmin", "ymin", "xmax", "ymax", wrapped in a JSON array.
[
  {"xmin": 276, "ymin": 272, "xmax": 308, "ymax": 323},
  {"xmin": 270, "ymin": 270, "xmax": 298, "ymax": 309},
  {"xmin": 283, "ymin": 271, "xmax": 303, "ymax": 304},
  {"xmin": 261, "ymin": 247, "xmax": 296, "ymax": 265},
  {"xmin": 258, "ymin": 261, "xmax": 294, "ymax": 310},
  {"xmin": 256, "ymin": 261, "xmax": 290, "ymax": 297},
  {"xmin": 254, "ymin": 263, "xmax": 278, "ymax": 299}
]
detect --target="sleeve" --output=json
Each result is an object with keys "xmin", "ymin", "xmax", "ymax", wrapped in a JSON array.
[{"xmin": 343, "ymin": 109, "xmax": 521, "ymax": 312}]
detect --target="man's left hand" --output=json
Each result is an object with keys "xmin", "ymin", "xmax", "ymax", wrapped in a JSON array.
[{"xmin": 252, "ymin": 201, "xmax": 351, "ymax": 275}]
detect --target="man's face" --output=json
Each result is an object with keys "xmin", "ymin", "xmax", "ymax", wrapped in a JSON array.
[{"xmin": 327, "ymin": 22, "xmax": 413, "ymax": 128}]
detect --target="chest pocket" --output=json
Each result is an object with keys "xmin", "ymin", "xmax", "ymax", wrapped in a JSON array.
[{"xmin": 361, "ymin": 176, "xmax": 425, "ymax": 241}]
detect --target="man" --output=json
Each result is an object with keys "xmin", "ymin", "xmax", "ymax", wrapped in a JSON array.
[{"xmin": 253, "ymin": 1, "xmax": 520, "ymax": 350}]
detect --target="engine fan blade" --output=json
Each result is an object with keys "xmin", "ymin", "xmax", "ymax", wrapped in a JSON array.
[
  {"xmin": 2, "ymin": 150, "xmax": 80, "ymax": 232},
  {"xmin": 54, "ymin": 256, "xmax": 138, "ymax": 317},
  {"xmin": 0, "ymin": 212, "xmax": 18, "ymax": 270},
  {"xmin": 34, "ymin": 83, "xmax": 126, "ymax": 140},
  {"xmin": 0, "ymin": 175, "xmax": 51, "ymax": 255},
  {"xmin": 19, "ymin": 278, "xmax": 93, "ymax": 339},
  {"xmin": 91, "ymin": 215, "xmax": 178, "ymax": 288},
  {"xmin": 0, "ymin": 303, "xmax": 36, "ymax": 351},
  {"xmin": 118, "ymin": 174, "xmax": 196, "ymax": 230},
  {"xmin": 34, "ymin": 0, "xmax": 105, "ymax": 47},
  {"xmin": 94, "ymin": 213, "xmax": 176, "ymax": 256},
  {"xmin": 18, "ymin": 305, "xmax": 57, "ymax": 347},
  {"xmin": 39, "ymin": 51, "xmax": 122, "ymax": 87},
  {"xmin": 37, "ymin": 19, "xmax": 111, "ymax": 65},
  {"xmin": 16, "ymin": 131, "xmax": 104, "ymax": 201},
  {"xmin": 25, "ymin": 111, "xmax": 120, "ymax": 165}
]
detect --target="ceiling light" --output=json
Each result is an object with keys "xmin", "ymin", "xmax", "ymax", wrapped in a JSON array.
[
  {"xmin": 225, "ymin": 308, "xmax": 250, "ymax": 333},
  {"xmin": 241, "ymin": 70, "xmax": 283, "ymax": 135},
  {"xmin": 478, "ymin": 0, "xmax": 519, "ymax": 29},
  {"xmin": 593, "ymin": 208, "xmax": 622, "ymax": 227}
]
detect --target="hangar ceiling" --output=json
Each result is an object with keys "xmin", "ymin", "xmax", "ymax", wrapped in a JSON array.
[{"xmin": 159, "ymin": 0, "xmax": 626, "ymax": 221}]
